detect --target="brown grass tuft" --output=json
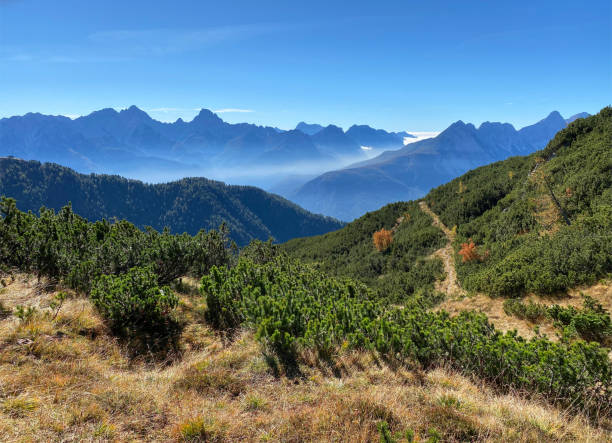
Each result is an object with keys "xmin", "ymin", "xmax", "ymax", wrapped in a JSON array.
[{"xmin": 0, "ymin": 272, "xmax": 610, "ymax": 441}]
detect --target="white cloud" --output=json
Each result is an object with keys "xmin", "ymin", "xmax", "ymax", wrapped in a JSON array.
[
  {"xmin": 403, "ymin": 131, "xmax": 440, "ymax": 145},
  {"xmin": 213, "ymin": 108, "xmax": 254, "ymax": 113}
]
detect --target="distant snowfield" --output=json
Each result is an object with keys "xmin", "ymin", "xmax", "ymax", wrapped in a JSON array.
[{"xmin": 404, "ymin": 131, "xmax": 440, "ymax": 145}]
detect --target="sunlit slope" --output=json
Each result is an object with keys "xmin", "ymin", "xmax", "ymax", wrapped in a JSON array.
[{"xmin": 284, "ymin": 108, "xmax": 611, "ymax": 299}]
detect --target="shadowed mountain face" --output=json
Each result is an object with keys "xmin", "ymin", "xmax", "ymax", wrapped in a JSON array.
[
  {"xmin": 0, "ymin": 107, "xmax": 410, "ymax": 188},
  {"xmin": 346, "ymin": 124, "xmax": 414, "ymax": 150},
  {"xmin": 295, "ymin": 121, "xmax": 324, "ymax": 135},
  {"xmin": 290, "ymin": 111, "xmax": 575, "ymax": 221},
  {"xmin": 0, "ymin": 157, "xmax": 344, "ymax": 245},
  {"xmin": 311, "ymin": 125, "xmax": 362, "ymax": 158}
]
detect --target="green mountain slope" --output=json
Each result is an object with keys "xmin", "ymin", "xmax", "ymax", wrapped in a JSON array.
[
  {"xmin": 282, "ymin": 201, "xmax": 447, "ymax": 302},
  {"xmin": 0, "ymin": 158, "xmax": 344, "ymax": 245},
  {"xmin": 2, "ymin": 110, "xmax": 611, "ymax": 430},
  {"xmin": 283, "ymin": 108, "xmax": 612, "ymax": 298},
  {"xmin": 427, "ymin": 108, "xmax": 611, "ymax": 296}
]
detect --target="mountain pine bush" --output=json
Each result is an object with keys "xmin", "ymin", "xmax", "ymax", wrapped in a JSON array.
[
  {"xmin": 90, "ymin": 266, "xmax": 178, "ymax": 334},
  {"xmin": 201, "ymin": 257, "xmax": 612, "ymax": 418},
  {"xmin": 425, "ymin": 109, "xmax": 612, "ymax": 296},
  {"xmin": 0, "ymin": 197, "xmax": 231, "ymax": 292}
]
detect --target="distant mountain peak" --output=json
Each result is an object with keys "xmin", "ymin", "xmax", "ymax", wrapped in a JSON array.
[
  {"xmin": 345, "ymin": 124, "xmax": 407, "ymax": 150},
  {"xmin": 441, "ymin": 120, "xmax": 476, "ymax": 135},
  {"xmin": 348, "ymin": 124, "xmax": 372, "ymax": 130},
  {"xmin": 447, "ymin": 120, "xmax": 466, "ymax": 128},
  {"xmin": 192, "ymin": 108, "xmax": 224, "ymax": 125},
  {"xmin": 119, "ymin": 105, "xmax": 152, "ymax": 122},
  {"xmin": 479, "ymin": 121, "xmax": 516, "ymax": 131},
  {"xmin": 320, "ymin": 124, "xmax": 344, "ymax": 134},
  {"xmin": 544, "ymin": 110, "xmax": 565, "ymax": 122},
  {"xmin": 296, "ymin": 122, "xmax": 325, "ymax": 136},
  {"xmin": 566, "ymin": 112, "xmax": 591, "ymax": 124},
  {"xmin": 86, "ymin": 107, "xmax": 119, "ymax": 118},
  {"xmin": 195, "ymin": 108, "xmax": 217, "ymax": 117},
  {"xmin": 121, "ymin": 105, "xmax": 147, "ymax": 115}
]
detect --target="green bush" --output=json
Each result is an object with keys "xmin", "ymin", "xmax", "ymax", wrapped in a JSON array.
[
  {"xmin": 503, "ymin": 299, "xmax": 548, "ymax": 322},
  {"xmin": 201, "ymin": 257, "xmax": 612, "ymax": 418},
  {"xmin": 283, "ymin": 201, "xmax": 447, "ymax": 302},
  {"xmin": 201, "ymin": 257, "xmax": 378, "ymax": 360},
  {"xmin": 90, "ymin": 266, "xmax": 178, "ymax": 334},
  {"xmin": 548, "ymin": 296, "xmax": 612, "ymax": 345},
  {"xmin": 0, "ymin": 197, "xmax": 232, "ymax": 293},
  {"xmin": 503, "ymin": 295, "xmax": 612, "ymax": 347},
  {"xmin": 427, "ymin": 109, "xmax": 612, "ymax": 297}
]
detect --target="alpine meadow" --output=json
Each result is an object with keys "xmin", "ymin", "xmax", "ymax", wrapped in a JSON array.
[{"xmin": 1, "ymin": 1, "xmax": 611, "ymax": 441}]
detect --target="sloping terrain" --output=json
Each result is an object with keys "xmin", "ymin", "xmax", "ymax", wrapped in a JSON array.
[
  {"xmin": 418, "ymin": 201, "xmax": 464, "ymax": 297},
  {"xmin": 1, "ymin": 275, "xmax": 609, "ymax": 442},
  {"xmin": 291, "ymin": 111, "xmax": 577, "ymax": 220},
  {"xmin": 0, "ymin": 110, "xmax": 610, "ymax": 442},
  {"xmin": 426, "ymin": 107, "xmax": 611, "ymax": 298},
  {"xmin": 287, "ymin": 108, "xmax": 610, "ymax": 296},
  {"xmin": 285, "ymin": 108, "xmax": 612, "ymax": 349},
  {"xmin": 0, "ymin": 158, "xmax": 344, "ymax": 245}
]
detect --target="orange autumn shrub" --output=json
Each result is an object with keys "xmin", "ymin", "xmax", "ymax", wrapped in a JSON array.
[
  {"xmin": 373, "ymin": 228, "xmax": 393, "ymax": 252},
  {"xmin": 458, "ymin": 240, "xmax": 480, "ymax": 262}
]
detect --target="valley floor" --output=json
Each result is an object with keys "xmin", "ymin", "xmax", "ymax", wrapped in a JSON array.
[{"xmin": 1, "ymin": 274, "xmax": 611, "ymax": 442}]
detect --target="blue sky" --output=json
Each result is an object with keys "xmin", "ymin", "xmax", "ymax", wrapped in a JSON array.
[{"xmin": 1, "ymin": 0, "xmax": 610, "ymax": 131}]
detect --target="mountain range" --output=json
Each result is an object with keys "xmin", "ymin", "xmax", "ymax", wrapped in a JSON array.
[
  {"xmin": 295, "ymin": 121, "xmax": 413, "ymax": 149},
  {"xmin": 0, "ymin": 107, "xmax": 409, "ymax": 187},
  {"xmin": 0, "ymin": 157, "xmax": 344, "ymax": 245},
  {"xmin": 0, "ymin": 106, "xmax": 591, "ymax": 223},
  {"xmin": 288, "ymin": 110, "xmax": 590, "ymax": 220}
]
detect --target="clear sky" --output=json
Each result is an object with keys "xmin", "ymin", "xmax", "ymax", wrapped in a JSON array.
[{"xmin": 1, "ymin": 0, "xmax": 610, "ymax": 131}]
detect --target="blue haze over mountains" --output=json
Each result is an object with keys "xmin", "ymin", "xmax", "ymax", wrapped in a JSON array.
[
  {"xmin": 0, "ymin": 107, "xmax": 589, "ymax": 222},
  {"xmin": 0, "ymin": 106, "xmax": 405, "ymax": 189},
  {"xmin": 289, "ymin": 111, "xmax": 589, "ymax": 221}
]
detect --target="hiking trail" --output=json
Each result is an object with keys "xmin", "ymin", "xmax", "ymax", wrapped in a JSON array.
[{"xmin": 418, "ymin": 201, "xmax": 465, "ymax": 296}]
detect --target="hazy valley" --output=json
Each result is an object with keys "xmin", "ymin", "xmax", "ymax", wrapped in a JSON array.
[{"xmin": 1, "ymin": 1, "xmax": 610, "ymax": 441}]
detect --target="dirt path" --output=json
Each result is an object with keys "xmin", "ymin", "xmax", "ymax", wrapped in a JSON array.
[
  {"xmin": 418, "ymin": 201, "xmax": 465, "ymax": 297},
  {"xmin": 391, "ymin": 216, "xmax": 404, "ymax": 234},
  {"xmin": 418, "ymin": 202, "xmax": 611, "ymax": 348}
]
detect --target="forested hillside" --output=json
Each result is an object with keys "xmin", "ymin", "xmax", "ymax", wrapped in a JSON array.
[
  {"xmin": 283, "ymin": 201, "xmax": 447, "ymax": 302},
  {"xmin": 426, "ymin": 107, "xmax": 611, "ymax": 296},
  {"xmin": 0, "ymin": 109, "xmax": 610, "ymax": 441},
  {"xmin": 0, "ymin": 158, "xmax": 343, "ymax": 245},
  {"xmin": 285, "ymin": 108, "xmax": 611, "ymax": 298}
]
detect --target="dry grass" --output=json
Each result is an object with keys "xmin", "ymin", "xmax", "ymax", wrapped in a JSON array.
[
  {"xmin": 420, "ymin": 201, "xmax": 611, "ymax": 348},
  {"xmin": 438, "ymin": 280, "xmax": 612, "ymax": 342},
  {"xmin": 0, "ymin": 273, "xmax": 610, "ymax": 442}
]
